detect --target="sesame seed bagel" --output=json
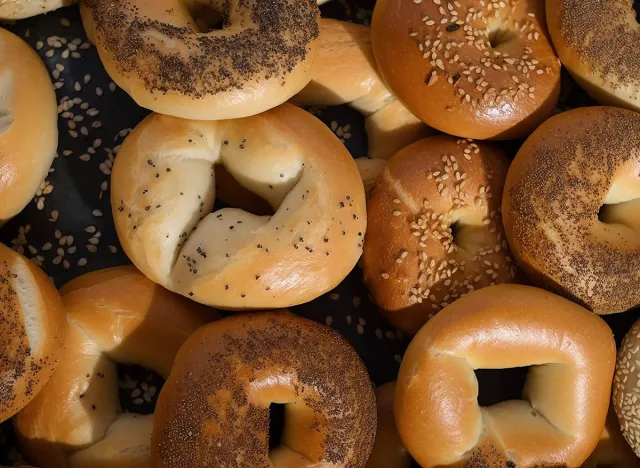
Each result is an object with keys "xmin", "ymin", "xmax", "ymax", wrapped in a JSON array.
[
  {"xmin": 363, "ymin": 135, "xmax": 517, "ymax": 336},
  {"xmin": 111, "ymin": 103, "xmax": 366, "ymax": 309},
  {"xmin": 0, "ymin": 28, "xmax": 57, "ymax": 225},
  {"xmin": 370, "ymin": 0, "xmax": 561, "ymax": 140},
  {"xmin": 503, "ymin": 106, "xmax": 640, "ymax": 315},
  {"xmin": 0, "ymin": 242, "xmax": 65, "ymax": 424},
  {"xmin": 0, "ymin": 0, "xmax": 76, "ymax": 19},
  {"xmin": 292, "ymin": 19, "xmax": 434, "ymax": 160},
  {"xmin": 150, "ymin": 311, "xmax": 377, "ymax": 468},
  {"xmin": 396, "ymin": 284, "xmax": 616, "ymax": 468},
  {"xmin": 14, "ymin": 266, "xmax": 215, "ymax": 468},
  {"xmin": 547, "ymin": 0, "xmax": 640, "ymax": 112},
  {"xmin": 80, "ymin": 0, "xmax": 320, "ymax": 120}
]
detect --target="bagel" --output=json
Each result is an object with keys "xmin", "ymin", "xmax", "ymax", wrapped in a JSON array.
[
  {"xmin": 80, "ymin": 0, "xmax": 320, "ymax": 120},
  {"xmin": 0, "ymin": 28, "xmax": 57, "ymax": 225},
  {"xmin": 363, "ymin": 135, "xmax": 517, "ymax": 336},
  {"xmin": 150, "ymin": 311, "xmax": 376, "ymax": 467},
  {"xmin": 547, "ymin": 0, "xmax": 640, "ymax": 112},
  {"xmin": 0, "ymin": 242, "xmax": 65, "ymax": 424},
  {"xmin": 14, "ymin": 266, "xmax": 215, "ymax": 468},
  {"xmin": 0, "ymin": 0, "xmax": 76, "ymax": 19},
  {"xmin": 503, "ymin": 106, "xmax": 640, "ymax": 315},
  {"xmin": 293, "ymin": 19, "xmax": 434, "ymax": 160},
  {"xmin": 395, "ymin": 284, "xmax": 616, "ymax": 468},
  {"xmin": 111, "ymin": 103, "xmax": 366, "ymax": 309},
  {"xmin": 582, "ymin": 407, "xmax": 637, "ymax": 468},
  {"xmin": 370, "ymin": 0, "xmax": 561, "ymax": 140}
]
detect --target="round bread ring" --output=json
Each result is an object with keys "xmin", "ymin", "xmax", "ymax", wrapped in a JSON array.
[
  {"xmin": 150, "ymin": 311, "xmax": 376, "ymax": 467},
  {"xmin": 395, "ymin": 284, "xmax": 616, "ymax": 468},
  {"xmin": 370, "ymin": 0, "xmax": 561, "ymax": 140},
  {"xmin": 363, "ymin": 135, "xmax": 517, "ymax": 336},
  {"xmin": 80, "ymin": 0, "xmax": 319, "ymax": 120},
  {"xmin": 0, "ymin": 242, "xmax": 65, "ymax": 424},
  {"xmin": 547, "ymin": 0, "xmax": 640, "ymax": 112},
  {"xmin": 111, "ymin": 103, "xmax": 366, "ymax": 309},
  {"xmin": 366, "ymin": 382, "xmax": 411, "ymax": 468},
  {"xmin": 613, "ymin": 317, "xmax": 640, "ymax": 458},
  {"xmin": 14, "ymin": 266, "xmax": 215, "ymax": 468},
  {"xmin": 0, "ymin": 0, "xmax": 76, "ymax": 19},
  {"xmin": 0, "ymin": 28, "xmax": 57, "ymax": 225},
  {"xmin": 503, "ymin": 106, "xmax": 640, "ymax": 315},
  {"xmin": 582, "ymin": 407, "xmax": 638, "ymax": 467},
  {"xmin": 292, "ymin": 19, "xmax": 434, "ymax": 161}
]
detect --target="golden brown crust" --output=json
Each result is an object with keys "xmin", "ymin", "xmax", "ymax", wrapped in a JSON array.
[
  {"xmin": 395, "ymin": 284, "xmax": 616, "ymax": 468},
  {"xmin": 0, "ymin": 243, "xmax": 65, "ymax": 424},
  {"xmin": 80, "ymin": 0, "xmax": 319, "ymax": 120},
  {"xmin": 614, "ymin": 318, "xmax": 640, "ymax": 458},
  {"xmin": 582, "ymin": 407, "xmax": 638, "ymax": 467},
  {"xmin": 0, "ymin": 0, "xmax": 76, "ymax": 19},
  {"xmin": 0, "ymin": 28, "xmax": 58, "ymax": 224},
  {"xmin": 371, "ymin": 0, "xmax": 560, "ymax": 140},
  {"xmin": 503, "ymin": 106, "xmax": 640, "ymax": 315},
  {"xmin": 111, "ymin": 103, "xmax": 366, "ymax": 309},
  {"xmin": 151, "ymin": 311, "xmax": 376, "ymax": 468},
  {"xmin": 363, "ymin": 135, "xmax": 517, "ymax": 336}
]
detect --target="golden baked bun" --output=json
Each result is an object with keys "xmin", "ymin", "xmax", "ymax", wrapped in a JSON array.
[
  {"xmin": 396, "ymin": 284, "xmax": 616, "ymax": 468},
  {"xmin": 151, "ymin": 311, "xmax": 376, "ymax": 467},
  {"xmin": 0, "ymin": 0, "xmax": 76, "ymax": 19},
  {"xmin": 503, "ymin": 106, "xmax": 640, "ymax": 315},
  {"xmin": 364, "ymin": 135, "xmax": 517, "ymax": 336},
  {"xmin": 582, "ymin": 407, "xmax": 638, "ymax": 468},
  {"xmin": 614, "ymin": 317, "xmax": 640, "ymax": 458},
  {"xmin": 111, "ymin": 103, "xmax": 366, "ymax": 309},
  {"xmin": 371, "ymin": 0, "xmax": 561, "ymax": 140},
  {"xmin": 80, "ymin": 0, "xmax": 320, "ymax": 120},
  {"xmin": 0, "ymin": 243, "xmax": 65, "ymax": 424},
  {"xmin": 293, "ymin": 19, "xmax": 434, "ymax": 160},
  {"xmin": 0, "ymin": 28, "xmax": 57, "ymax": 225},
  {"xmin": 14, "ymin": 266, "xmax": 216, "ymax": 468},
  {"xmin": 547, "ymin": 0, "xmax": 640, "ymax": 112}
]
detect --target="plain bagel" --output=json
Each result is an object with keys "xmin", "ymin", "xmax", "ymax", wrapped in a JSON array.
[
  {"xmin": 111, "ymin": 103, "xmax": 366, "ymax": 309},
  {"xmin": 80, "ymin": 0, "xmax": 320, "ymax": 120},
  {"xmin": 503, "ymin": 106, "xmax": 640, "ymax": 314},
  {"xmin": 0, "ymin": 0, "xmax": 76, "ymax": 19},
  {"xmin": 395, "ymin": 284, "xmax": 616, "ymax": 467}
]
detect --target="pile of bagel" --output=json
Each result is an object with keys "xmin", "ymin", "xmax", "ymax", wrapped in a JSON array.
[{"xmin": 1, "ymin": 0, "xmax": 640, "ymax": 466}]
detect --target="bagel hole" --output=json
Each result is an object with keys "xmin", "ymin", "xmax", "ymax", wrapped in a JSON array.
[
  {"xmin": 488, "ymin": 27, "xmax": 516, "ymax": 49},
  {"xmin": 185, "ymin": 1, "xmax": 224, "ymax": 33},
  {"xmin": 117, "ymin": 363, "xmax": 165, "ymax": 415},
  {"xmin": 268, "ymin": 403, "xmax": 286, "ymax": 451},
  {"xmin": 475, "ymin": 367, "xmax": 529, "ymax": 407},
  {"xmin": 214, "ymin": 165, "xmax": 276, "ymax": 216},
  {"xmin": 634, "ymin": 0, "xmax": 640, "ymax": 23}
]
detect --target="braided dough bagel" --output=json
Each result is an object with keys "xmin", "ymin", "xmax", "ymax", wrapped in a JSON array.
[
  {"xmin": 503, "ymin": 106, "xmax": 640, "ymax": 314},
  {"xmin": 111, "ymin": 103, "xmax": 366, "ymax": 309},
  {"xmin": 80, "ymin": 0, "xmax": 319, "ymax": 120},
  {"xmin": 293, "ymin": 19, "xmax": 434, "ymax": 160},
  {"xmin": 371, "ymin": 0, "xmax": 561, "ymax": 140},
  {"xmin": 14, "ymin": 266, "xmax": 215, "ymax": 468},
  {"xmin": 151, "ymin": 311, "xmax": 376, "ymax": 468},
  {"xmin": 0, "ymin": 243, "xmax": 65, "ymax": 424},
  {"xmin": 0, "ymin": 28, "xmax": 57, "ymax": 225},
  {"xmin": 547, "ymin": 0, "xmax": 640, "ymax": 112},
  {"xmin": 363, "ymin": 135, "xmax": 517, "ymax": 336},
  {"xmin": 395, "ymin": 284, "xmax": 616, "ymax": 468},
  {"xmin": 0, "ymin": 0, "xmax": 76, "ymax": 19}
]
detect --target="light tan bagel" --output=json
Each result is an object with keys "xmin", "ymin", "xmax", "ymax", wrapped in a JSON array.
[
  {"xmin": 0, "ymin": 28, "xmax": 57, "ymax": 225},
  {"xmin": 371, "ymin": 0, "xmax": 561, "ymax": 140},
  {"xmin": 503, "ymin": 106, "xmax": 640, "ymax": 315},
  {"xmin": 150, "ymin": 311, "xmax": 376, "ymax": 468},
  {"xmin": 0, "ymin": 242, "xmax": 65, "ymax": 424},
  {"xmin": 0, "ymin": 0, "xmax": 76, "ymax": 19},
  {"xmin": 395, "ymin": 284, "xmax": 616, "ymax": 468},
  {"xmin": 80, "ymin": 0, "xmax": 319, "ymax": 120},
  {"xmin": 547, "ymin": 0, "xmax": 640, "ymax": 113},
  {"xmin": 293, "ymin": 19, "xmax": 434, "ymax": 160},
  {"xmin": 581, "ymin": 407, "xmax": 638, "ymax": 468},
  {"xmin": 364, "ymin": 135, "xmax": 517, "ymax": 336},
  {"xmin": 111, "ymin": 103, "xmax": 366, "ymax": 309},
  {"xmin": 14, "ymin": 266, "xmax": 215, "ymax": 468}
]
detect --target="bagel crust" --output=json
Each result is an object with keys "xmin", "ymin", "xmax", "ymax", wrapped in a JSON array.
[
  {"xmin": 503, "ymin": 106, "xmax": 640, "ymax": 314},
  {"xmin": 0, "ymin": 0, "xmax": 76, "ymax": 19}
]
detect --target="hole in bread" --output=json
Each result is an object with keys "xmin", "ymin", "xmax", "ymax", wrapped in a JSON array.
[
  {"xmin": 634, "ymin": 0, "xmax": 640, "ymax": 23},
  {"xmin": 268, "ymin": 403, "xmax": 286, "ymax": 451},
  {"xmin": 214, "ymin": 165, "xmax": 276, "ymax": 216},
  {"xmin": 185, "ymin": 1, "xmax": 224, "ymax": 33},
  {"xmin": 475, "ymin": 367, "xmax": 529, "ymax": 406},
  {"xmin": 117, "ymin": 363, "xmax": 165, "ymax": 415},
  {"xmin": 488, "ymin": 27, "xmax": 516, "ymax": 49}
]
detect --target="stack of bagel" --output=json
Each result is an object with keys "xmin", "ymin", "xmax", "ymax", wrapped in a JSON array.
[{"xmin": 1, "ymin": 0, "xmax": 640, "ymax": 466}]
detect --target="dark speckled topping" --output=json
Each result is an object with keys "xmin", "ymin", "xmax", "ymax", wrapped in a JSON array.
[{"xmin": 85, "ymin": 0, "xmax": 319, "ymax": 97}]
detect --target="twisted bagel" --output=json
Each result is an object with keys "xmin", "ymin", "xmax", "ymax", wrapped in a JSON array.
[
  {"xmin": 395, "ymin": 284, "xmax": 616, "ymax": 468},
  {"xmin": 14, "ymin": 266, "xmax": 215, "ymax": 468},
  {"xmin": 111, "ymin": 103, "xmax": 366, "ymax": 309}
]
